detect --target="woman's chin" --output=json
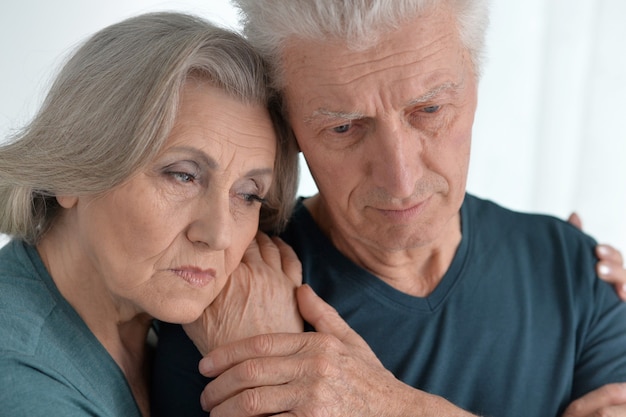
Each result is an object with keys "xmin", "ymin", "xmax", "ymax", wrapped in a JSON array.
[{"xmin": 150, "ymin": 302, "xmax": 206, "ymax": 325}]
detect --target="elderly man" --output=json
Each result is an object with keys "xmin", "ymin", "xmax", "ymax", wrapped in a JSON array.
[{"xmin": 152, "ymin": 1, "xmax": 626, "ymax": 416}]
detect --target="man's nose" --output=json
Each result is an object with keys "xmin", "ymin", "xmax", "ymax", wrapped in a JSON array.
[{"xmin": 369, "ymin": 122, "xmax": 424, "ymax": 198}]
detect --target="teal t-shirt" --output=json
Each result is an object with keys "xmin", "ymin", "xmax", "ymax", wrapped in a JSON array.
[
  {"xmin": 288, "ymin": 194, "xmax": 626, "ymax": 414},
  {"xmin": 152, "ymin": 194, "xmax": 626, "ymax": 416},
  {"xmin": 0, "ymin": 240, "xmax": 141, "ymax": 416}
]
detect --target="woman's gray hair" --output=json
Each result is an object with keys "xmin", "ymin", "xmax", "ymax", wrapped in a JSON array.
[
  {"xmin": 0, "ymin": 12, "xmax": 299, "ymax": 243},
  {"xmin": 232, "ymin": 0, "xmax": 490, "ymax": 90}
]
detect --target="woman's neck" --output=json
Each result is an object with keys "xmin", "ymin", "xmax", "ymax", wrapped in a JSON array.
[{"xmin": 37, "ymin": 227, "xmax": 153, "ymax": 416}]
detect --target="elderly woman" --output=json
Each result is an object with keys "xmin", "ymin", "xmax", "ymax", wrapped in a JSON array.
[{"xmin": 0, "ymin": 12, "xmax": 299, "ymax": 416}]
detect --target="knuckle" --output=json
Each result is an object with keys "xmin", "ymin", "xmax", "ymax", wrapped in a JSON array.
[
  {"xmin": 564, "ymin": 400, "xmax": 584, "ymax": 416},
  {"xmin": 603, "ymin": 382, "xmax": 626, "ymax": 401},
  {"xmin": 310, "ymin": 352, "xmax": 337, "ymax": 378},
  {"xmin": 248, "ymin": 333, "xmax": 274, "ymax": 355},
  {"xmin": 238, "ymin": 388, "xmax": 263, "ymax": 415},
  {"xmin": 316, "ymin": 333, "xmax": 343, "ymax": 354},
  {"xmin": 239, "ymin": 358, "xmax": 262, "ymax": 381},
  {"xmin": 316, "ymin": 332, "xmax": 337, "ymax": 348}
]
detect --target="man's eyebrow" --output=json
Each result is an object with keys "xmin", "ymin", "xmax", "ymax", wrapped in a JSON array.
[
  {"xmin": 406, "ymin": 82, "xmax": 460, "ymax": 106},
  {"xmin": 304, "ymin": 109, "xmax": 366, "ymax": 125},
  {"xmin": 304, "ymin": 82, "xmax": 461, "ymax": 125}
]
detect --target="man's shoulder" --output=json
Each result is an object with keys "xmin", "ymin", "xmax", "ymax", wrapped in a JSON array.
[
  {"xmin": 463, "ymin": 194, "xmax": 602, "ymax": 305},
  {"xmin": 464, "ymin": 193, "xmax": 593, "ymax": 245}
]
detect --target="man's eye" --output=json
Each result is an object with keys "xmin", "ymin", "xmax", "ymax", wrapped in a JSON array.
[
  {"xmin": 332, "ymin": 123, "xmax": 352, "ymax": 133},
  {"xmin": 423, "ymin": 105, "xmax": 441, "ymax": 114}
]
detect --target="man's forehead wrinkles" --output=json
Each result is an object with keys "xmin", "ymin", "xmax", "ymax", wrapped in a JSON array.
[
  {"xmin": 325, "ymin": 61, "xmax": 424, "ymax": 89},
  {"xmin": 338, "ymin": 47, "xmax": 428, "ymax": 71},
  {"xmin": 315, "ymin": 50, "xmax": 442, "ymax": 88},
  {"xmin": 290, "ymin": 30, "xmax": 453, "ymax": 81}
]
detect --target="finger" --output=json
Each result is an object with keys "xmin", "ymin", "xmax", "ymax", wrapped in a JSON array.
[
  {"xmin": 612, "ymin": 283, "xmax": 626, "ymax": 302},
  {"xmin": 592, "ymin": 403, "xmax": 626, "ymax": 417},
  {"xmin": 271, "ymin": 236, "xmax": 302, "ymax": 285},
  {"xmin": 597, "ymin": 265, "xmax": 626, "ymax": 299},
  {"xmin": 240, "ymin": 234, "xmax": 263, "ymax": 262},
  {"xmin": 201, "ymin": 356, "xmax": 296, "ymax": 411},
  {"xmin": 568, "ymin": 212, "xmax": 583, "ymax": 229},
  {"xmin": 597, "ymin": 244, "xmax": 624, "ymax": 266},
  {"xmin": 255, "ymin": 231, "xmax": 283, "ymax": 264},
  {"xmin": 596, "ymin": 247, "xmax": 626, "ymax": 291},
  {"xmin": 205, "ymin": 383, "xmax": 297, "ymax": 416},
  {"xmin": 296, "ymin": 284, "xmax": 367, "ymax": 349},
  {"xmin": 562, "ymin": 383, "xmax": 626, "ymax": 417},
  {"xmin": 199, "ymin": 333, "xmax": 309, "ymax": 377}
]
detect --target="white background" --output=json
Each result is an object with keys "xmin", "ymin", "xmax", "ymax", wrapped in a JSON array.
[{"xmin": 1, "ymin": 0, "xmax": 624, "ymax": 251}]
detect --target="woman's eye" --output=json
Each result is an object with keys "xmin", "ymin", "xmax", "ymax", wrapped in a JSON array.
[
  {"xmin": 241, "ymin": 193, "xmax": 266, "ymax": 205},
  {"xmin": 169, "ymin": 171, "xmax": 196, "ymax": 183}
]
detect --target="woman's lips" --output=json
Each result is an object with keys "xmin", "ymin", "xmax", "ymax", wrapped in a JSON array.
[{"xmin": 172, "ymin": 267, "xmax": 216, "ymax": 288}]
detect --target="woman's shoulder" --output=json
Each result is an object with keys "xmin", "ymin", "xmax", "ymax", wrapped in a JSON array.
[{"xmin": 0, "ymin": 240, "xmax": 57, "ymax": 353}]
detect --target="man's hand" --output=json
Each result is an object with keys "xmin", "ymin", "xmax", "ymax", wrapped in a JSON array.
[
  {"xmin": 568, "ymin": 212, "xmax": 626, "ymax": 300},
  {"xmin": 183, "ymin": 232, "xmax": 303, "ymax": 356},
  {"xmin": 562, "ymin": 383, "xmax": 626, "ymax": 417},
  {"xmin": 198, "ymin": 285, "xmax": 476, "ymax": 417}
]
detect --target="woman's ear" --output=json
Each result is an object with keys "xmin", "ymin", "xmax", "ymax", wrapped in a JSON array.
[{"xmin": 56, "ymin": 195, "xmax": 79, "ymax": 209}]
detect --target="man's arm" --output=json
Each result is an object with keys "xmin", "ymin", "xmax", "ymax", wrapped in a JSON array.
[
  {"xmin": 198, "ymin": 285, "xmax": 479, "ymax": 417},
  {"xmin": 560, "ymin": 213, "xmax": 626, "ymax": 416},
  {"xmin": 562, "ymin": 383, "xmax": 626, "ymax": 417}
]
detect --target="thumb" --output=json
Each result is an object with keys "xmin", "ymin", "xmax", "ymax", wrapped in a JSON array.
[{"xmin": 297, "ymin": 284, "xmax": 366, "ymax": 348}]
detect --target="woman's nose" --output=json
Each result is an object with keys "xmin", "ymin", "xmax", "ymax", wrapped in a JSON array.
[{"xmin": 186, "ymin": 196, "xmax": 232, "ymax": 251}]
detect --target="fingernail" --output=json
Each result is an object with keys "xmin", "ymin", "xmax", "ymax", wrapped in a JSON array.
[
  {"xmin": 303, "ymin": 284, "xmax": 318, "ymax": 296},
  {"xmin": 622, "ymin": 284, "xmax": 626, "ymax": 293},
  {"xmin": 597, "ymin": 263, "xmax": 611, "ymax": 277},
  {"xmin": 596, "ymin": 244, "xmax": 610, "ymax": 257},
  {"xmin": 199, "ymin": 357, "xmax": 213, "ymax": 375}
]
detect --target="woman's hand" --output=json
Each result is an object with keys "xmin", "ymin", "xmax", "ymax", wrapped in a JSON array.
[
  {"xmin": 183, "ymin": 232, "xmax": 303, "ymax": 355},
  {"xmin": 568, "ymin": 212, "xmax": 626, "ymax": 300}
]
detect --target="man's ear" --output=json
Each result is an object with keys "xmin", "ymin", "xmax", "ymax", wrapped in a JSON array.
[{"xmin": 56, "ymin": 195, "xmax": 78, "ymax": 209}]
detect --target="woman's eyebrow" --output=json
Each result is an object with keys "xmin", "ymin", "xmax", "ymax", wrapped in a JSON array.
[
  {"xmin": 167, "ymin": 146, "xmax": 273, "ymax": 177},
  {"xmin": 244, "ymin": 167, "xmax": 274, "ymax": 178},
  {"xmin": 166, "ymin": 146, "xmax": 216, "ymax": 169}
]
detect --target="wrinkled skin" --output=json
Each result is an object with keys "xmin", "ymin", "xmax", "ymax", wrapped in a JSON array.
[{"xmin": 184, "ymin": 232, "xmax": 303, "ymax": 356}]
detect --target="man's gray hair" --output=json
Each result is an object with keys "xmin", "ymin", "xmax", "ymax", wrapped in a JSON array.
[
  {"xmin": 232, "ymin": 0, "xmax": 490, "ymax": 89},
  {"xmin": 0, "ymin": 12, "xmax": 299, "ymax": 243}
]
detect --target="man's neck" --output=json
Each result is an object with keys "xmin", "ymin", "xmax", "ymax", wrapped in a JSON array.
[{"xmin": 304, "ymin": 195, "xmax": 462, "ymax": 297}]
